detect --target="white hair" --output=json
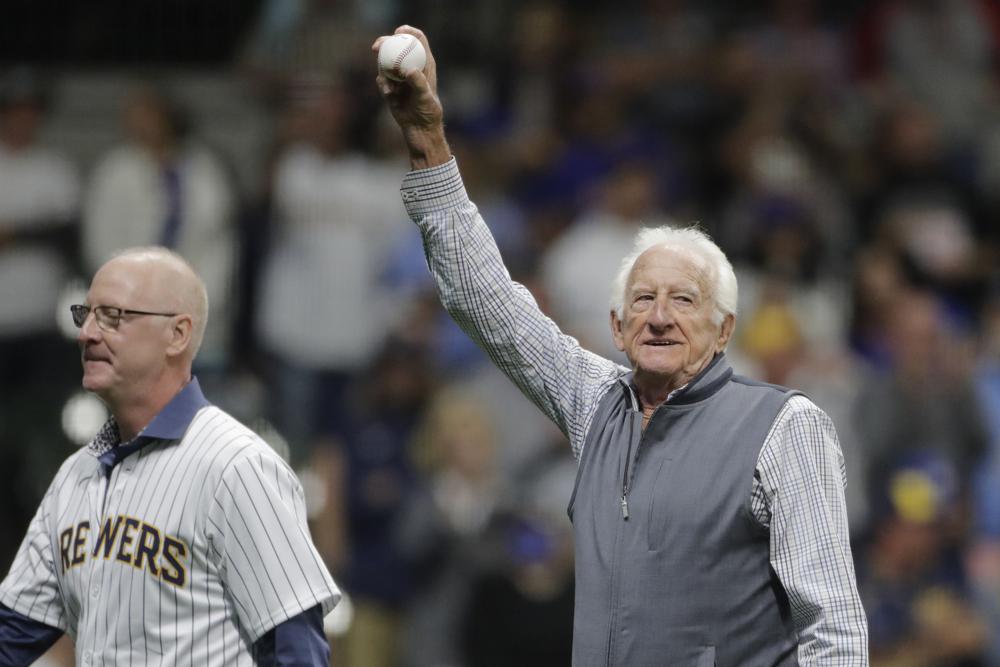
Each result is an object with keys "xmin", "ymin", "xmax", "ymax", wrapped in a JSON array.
[{"xmin": 610, "ymin": 225, "xmax": 738, "ymax": 326}]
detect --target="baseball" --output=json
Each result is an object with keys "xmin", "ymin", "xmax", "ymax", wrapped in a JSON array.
[{"xmin": 378, "ymin": 33, "xmax": 427, "ymax": 82}]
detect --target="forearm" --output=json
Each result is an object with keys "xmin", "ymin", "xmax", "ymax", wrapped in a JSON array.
[{"xmin": 403, "ymin": 125, "xmax": 450, "ymax": 170}]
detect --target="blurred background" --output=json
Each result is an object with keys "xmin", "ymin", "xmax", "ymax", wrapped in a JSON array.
[{"xmin": 2, "ymin": 0, "xmax": 1000, "ymax": 665}]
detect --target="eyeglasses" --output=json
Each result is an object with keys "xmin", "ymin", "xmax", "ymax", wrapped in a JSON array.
[{"xmin": 70, "ymin": 304, "xmax": 177, "ymax": 332}]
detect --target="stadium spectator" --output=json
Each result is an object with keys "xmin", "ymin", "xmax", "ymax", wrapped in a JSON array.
[
  {"xmin": 0, "ymin": 67, "xmax": 81, "ymax": 570},
  {"xmin": 82, "ymin": 83, "xmax": 237, "ymax": 371},
  {"xmin": 254, "ymin": 75, "xmax": 410, "ymax": 456}
]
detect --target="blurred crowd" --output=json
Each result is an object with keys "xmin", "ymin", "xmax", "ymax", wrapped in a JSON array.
[{"xmin": 3, "ymin": 0, "xmax": 1000, "ymax": 665}]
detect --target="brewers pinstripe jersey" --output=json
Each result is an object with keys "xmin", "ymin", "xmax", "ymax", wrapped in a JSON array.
[{"xmin": 0, "ymin": 379, "xmax": 340, "ymax": 666}]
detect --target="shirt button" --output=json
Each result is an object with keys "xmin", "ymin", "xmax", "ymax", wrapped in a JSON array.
[
  {"xmin": 91, "ymin": 584, "xmax": 100, "ymax": 598},
  {"xmin": 82, "ymin": 651, "xmax": 91, "ymax": 664}
]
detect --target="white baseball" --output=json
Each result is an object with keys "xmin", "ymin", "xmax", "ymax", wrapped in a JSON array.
[{"xmin": 378, "ymin": 34, "xmax": 427, "ymax": 82}]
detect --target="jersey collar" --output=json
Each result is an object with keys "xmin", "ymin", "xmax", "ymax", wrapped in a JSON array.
[{"xmin": 86, "ymin": 377, "xmax": 211, "ymax": 470}]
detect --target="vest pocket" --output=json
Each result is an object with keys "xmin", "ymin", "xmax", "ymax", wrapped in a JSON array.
[
  {"xmin": 647, "ymin": 458, "xmax": 670, "ymax": 551},
  {"xmin": 647, "ymin": 451, "xmax": 716, "ymax": 551}
]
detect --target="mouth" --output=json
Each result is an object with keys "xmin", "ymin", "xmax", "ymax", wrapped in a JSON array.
[{"xmin": 643, "ymin": 340, "xmax": 681, "ymax": 347}]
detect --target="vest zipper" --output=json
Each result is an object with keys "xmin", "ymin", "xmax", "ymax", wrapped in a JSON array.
[
  {"xmin": 608, "ymin": 397, "xmax": 642, "ymax": 665},
  {"xmin": 621, "ymin": 430, "xmax": 643, "ymax": 520},
  {"xmin": 621, "ymin": 434, "xmax": 633, "ymax": 520},
  {"xmin": 620, "ymin": 383, "xmax": 642, "ymax": 520}
]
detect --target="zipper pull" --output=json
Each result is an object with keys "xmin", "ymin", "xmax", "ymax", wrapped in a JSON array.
[{"xmin": 621, "ymin": 494, "xmax": 630, "ymax": 520}]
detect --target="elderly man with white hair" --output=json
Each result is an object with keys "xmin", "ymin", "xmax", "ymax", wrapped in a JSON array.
[{"xmin": 374, "ymin": 26, "xmax": 868, "ymax": 666}]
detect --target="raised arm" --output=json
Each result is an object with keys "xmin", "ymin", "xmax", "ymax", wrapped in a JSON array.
[{"xmin": 372, "ymin": 27, "xmax": 622, "ymax": 457}]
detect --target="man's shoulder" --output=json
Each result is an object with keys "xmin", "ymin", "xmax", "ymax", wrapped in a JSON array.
[
  {"xmin": 28, "ymin": 449, "xmax": 102, "ymax": 515},
  {"xmin": 761, "ymin": 394, "xmax": 837, "ymax": 455},
  {"xmin": 776, "ymin": 394, "xmax": 833, "ymax": 432},
  {"xmin": 728, "ymin": 374, "xmax": 799, "ymax": 397},
  {"xmin": 53, "ymin": 447, "xmax": 100, "ymax": 483},
  {"xmin": 184, "ymin": 406, "xmax": 290, "ymax": 474},
  {"xmin": 728, "ymin": 375, "xmax": 821, "ymax": 410},
  {"xmin": 718, "ymin": 375, "xmax": 828, "ymax": 435}
]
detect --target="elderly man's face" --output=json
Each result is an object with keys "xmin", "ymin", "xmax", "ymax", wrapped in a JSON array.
[
  {"xmin": 77, "ymin": 258, "xmax": 176, "ymax": 405},
  {"xmin": 611, "ymin": 246, "xmax": 733, "ymax": 393}
]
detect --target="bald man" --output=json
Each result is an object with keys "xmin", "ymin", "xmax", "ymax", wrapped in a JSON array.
[{"xmin": 0, "ymin": 247, "xmax": 340, "ymax": 666}]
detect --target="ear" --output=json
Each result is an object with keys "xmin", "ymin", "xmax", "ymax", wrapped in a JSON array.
[
  {"xmin": 716, "ymin": 313, "xmax": 735, "ymax": 352},
  {"xmin": 610, "ymin": 309, "xmax": 626, "ymax": 352},
  {"xmin": 165, "ymin": 314, "xmax": 194, "ymax": 359}
]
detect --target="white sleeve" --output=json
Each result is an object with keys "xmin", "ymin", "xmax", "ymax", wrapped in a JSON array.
[
  {"xmin": 0, "ymin": 488, "xmax": 69, "ymax": 633},
  {"xmin": 205, "ymin": 451, "xmax": 340, "ymax": 642}
]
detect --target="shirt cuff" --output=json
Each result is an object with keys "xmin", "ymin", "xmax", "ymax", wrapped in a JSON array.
[{"xmin": 400, "ymin": 158, "xmax": 469, "ymax": 218}]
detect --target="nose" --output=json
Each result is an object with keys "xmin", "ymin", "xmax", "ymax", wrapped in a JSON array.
[
  {"xmin": 646, "ymin": 297, "xmax": 675, "ymax": 330},
  {"xmin": 77, "ymin": 311, "xmax": 101, "ymax": 345}
]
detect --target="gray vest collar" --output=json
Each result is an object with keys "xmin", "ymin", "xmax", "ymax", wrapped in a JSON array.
[{"xmin": 620, "ymin": 352, "xmax": 734, "ymax": 409}]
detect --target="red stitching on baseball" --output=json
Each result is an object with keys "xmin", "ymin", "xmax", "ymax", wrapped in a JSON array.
[{"xmin": 393, "ymin": 39, "xmax": 417, "ymax": 71}]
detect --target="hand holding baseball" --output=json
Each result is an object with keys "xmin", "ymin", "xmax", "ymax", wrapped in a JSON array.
[
  {"xmin": 378, "ymin": 33, "xmax": 426, "ymax": 82},
  {"xmin": 372, "ymin": 26, "xmax": 449, "ymax": 169}
]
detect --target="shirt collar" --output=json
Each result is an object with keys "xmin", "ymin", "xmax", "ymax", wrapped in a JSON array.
[
  {"xmin": 623, "ymin": 352, "xmax": 733, "ymax": 409},
  {"xmin": 141, "ymin": 376, "xmax": 211, "ymax": 440},
  {"xmin": 86, "ymin": 376, "xmax": 211, "ymax": 460}
]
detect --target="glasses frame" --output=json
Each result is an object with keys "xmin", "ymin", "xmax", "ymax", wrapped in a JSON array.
[{"xmin": 70, "ymin": 304, "xmax": 178, "ymax": 331}]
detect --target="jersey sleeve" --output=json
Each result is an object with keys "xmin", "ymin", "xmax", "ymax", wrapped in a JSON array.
[
  {"xmin": 205, "ymin": 450, "xmax": 340, "ymax": 642},
  {"xmin": 0, "ymin": 486, "xmax": 70, "ymax": 634}
]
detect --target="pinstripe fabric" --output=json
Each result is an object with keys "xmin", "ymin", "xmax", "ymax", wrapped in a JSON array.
[
  {"xmin": 0, "ymin": 406, "xmax": 339, "ymax": 666},
  {"xmin": 401, "ymin": 158, "xmax": 868, "ymax": 665}
]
